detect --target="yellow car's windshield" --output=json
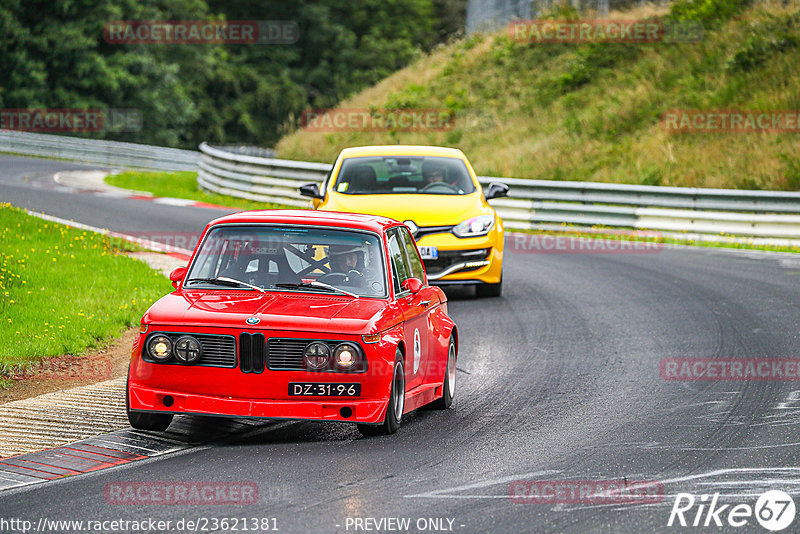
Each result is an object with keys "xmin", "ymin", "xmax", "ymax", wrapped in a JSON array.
[{"xmin": 334, "ymin": 156, "xmax": 476, "ymax": 195}]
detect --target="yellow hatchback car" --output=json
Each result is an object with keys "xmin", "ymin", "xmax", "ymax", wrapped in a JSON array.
[{"xmin": 299, "ymin": 145, "xmax": 509, "ymax": 297}]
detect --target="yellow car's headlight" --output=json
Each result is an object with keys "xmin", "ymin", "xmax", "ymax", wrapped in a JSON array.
[{"xmin": 452, "ymin": 215, "xmax": 495, "ymax": 238}]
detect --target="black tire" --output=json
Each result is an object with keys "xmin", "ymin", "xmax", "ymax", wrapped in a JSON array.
[
  {"xmin": 358, "ymin": 349, "xmax": 404, "ymax": 436},
  {"xmin": 430, "ymin": 336, "xmax": 456, "ymax": 409},
  {"xmin": 475, "ymin": 277, "xmax": 502, "ymax": 298},
  {"xmin": 126, "ymin": 376, "xmax": 173, "ymax": 431},
  {"xmin": 128, "ymin": 410, "xmax": 174, "ymax": 432}
]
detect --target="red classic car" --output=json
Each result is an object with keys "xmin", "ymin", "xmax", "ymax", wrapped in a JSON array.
[{"xmin": 127, "ymin": 210, "xmax": 458, "ymax": 435}]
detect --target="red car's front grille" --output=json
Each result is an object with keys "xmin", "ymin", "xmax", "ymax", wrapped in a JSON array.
[
  {"xmin": 234, "ymin": 336, "xmax": 369, "ymax": 373},
  {"xmin": 267, "ymin": 338, "xmax": 368, "ymax": 373},
  {"xmin": 267, "ymin": 338, "xmax": 309, "ymax": 370},
  {"xmin": 239, "ymin": 332, "xmax": 266, "ymax": 374}
]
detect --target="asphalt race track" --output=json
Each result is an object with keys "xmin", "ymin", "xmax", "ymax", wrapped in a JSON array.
[{"xmin": 2, "ymin": 154, "xmax": 800, "ymax": 533}]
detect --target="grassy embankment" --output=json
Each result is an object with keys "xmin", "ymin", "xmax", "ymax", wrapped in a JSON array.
[
  {"xmin": 0, "ymin": 203, "xmax": 172, "ymax": 383},
  {"xmin": 105, "ymin": 1, "xmax": 800, "ymax": 253},
  {"xmin": 277, "ymin": 0, "xmax": 800, "ymax": 191}
]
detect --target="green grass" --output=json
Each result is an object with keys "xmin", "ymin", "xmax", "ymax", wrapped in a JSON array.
[
  {"xmin": 0, "ymin": 203, "xmax": 173, "ymax": 373},
  {"xmin": 277, "ymin": 0, "xmax": 800, "ymax": 191},
  {"xmin": 106, "ymin": 170, "xmax": 287, "ymax": 211}
]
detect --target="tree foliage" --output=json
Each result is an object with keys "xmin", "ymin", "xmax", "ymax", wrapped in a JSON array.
[{"xmin": 0, "ymin": 0, "xmax": 465, "ymax": 148}]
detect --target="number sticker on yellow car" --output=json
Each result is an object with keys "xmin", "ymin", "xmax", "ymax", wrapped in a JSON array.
[{"xmin": 418, "ymin": 246, "xmax": 439, "ymax": 260}]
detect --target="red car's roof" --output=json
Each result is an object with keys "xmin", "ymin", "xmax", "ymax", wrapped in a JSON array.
[{"xmin": 208, "ymin": 209, "xmax": 399, "ymax": 233}]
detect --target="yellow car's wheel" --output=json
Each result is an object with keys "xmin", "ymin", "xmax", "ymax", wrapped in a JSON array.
[{"xmin": 476, "ymin": 275, "xmax": 502, "ymax": 298}]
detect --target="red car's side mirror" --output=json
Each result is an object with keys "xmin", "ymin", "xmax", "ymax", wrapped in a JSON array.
[
  {"xmin": 169, "ymin": 266, "xmax": 188, "ymax": 288},
  {"xmin": 401, "ymin": 277, "xmax": 423, "ymax": 294}
]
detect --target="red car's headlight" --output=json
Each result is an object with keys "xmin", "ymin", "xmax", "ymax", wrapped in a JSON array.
[
  {"xmin": 174, "ymin": 335, "xmax": 203, "ymax": 364},
  {"xmin": 147, "ymin": 335, "xmax": 173, "ymax": 362},
  {"xmin": 304, "ymin": 341, "xmax": 331, "ymax": 370},
  {"xmin": 333, "ymin": 343, "xmax": 360, "ymax": 370}
]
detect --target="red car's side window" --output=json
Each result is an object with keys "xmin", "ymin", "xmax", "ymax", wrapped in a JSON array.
[
  {"xmin": 397, "ymin": 226, "xmax": 426, "ymax": 283},
  {"xmin": 387, "ymin": 230, "xmax": 409, "ymax": 295}
]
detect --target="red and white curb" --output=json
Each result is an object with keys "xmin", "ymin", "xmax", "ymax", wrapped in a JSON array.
[
  {"xmin": 0, "ymin": 417, "xmax": 275, "ymax": 492},
  {"xmin": 0, "ymin": 377, "xmax": 283, "ymax": 491},
  {"xmin": 53, "ymin": 170, "xmax": 236, "ymax": 212},
  {"xmin": 126, "ymin": 195, "xmax": 235, "ymax": 211}
]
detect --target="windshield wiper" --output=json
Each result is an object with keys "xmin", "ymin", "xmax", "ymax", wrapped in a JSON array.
[
  {"xmin": 186, "ymin": 276, "xmax": 266, "ymax": 293},
  {"xmin": 275, "ymin": 281, "xmax": 359, "ymax": 298}
]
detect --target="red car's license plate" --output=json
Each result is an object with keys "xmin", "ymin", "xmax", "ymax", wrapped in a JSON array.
[{"xmin": 289, "ymin": 383, "xmax": 361, "ymax": 396}]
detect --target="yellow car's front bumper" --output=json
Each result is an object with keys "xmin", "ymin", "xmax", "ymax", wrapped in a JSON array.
[{"xmin": 416, "ymin": 225, "xmax": 504, "ymax": 285}]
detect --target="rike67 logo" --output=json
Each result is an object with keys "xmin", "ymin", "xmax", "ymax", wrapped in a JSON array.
[{"xmin": 668, "ymin": 490, "xmax": 796, "ymax": 531}]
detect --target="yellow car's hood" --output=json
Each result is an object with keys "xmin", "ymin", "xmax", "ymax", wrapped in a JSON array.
[{"xmin": 323, "ymin": 192, "xmax": 490, "ymax": 226}]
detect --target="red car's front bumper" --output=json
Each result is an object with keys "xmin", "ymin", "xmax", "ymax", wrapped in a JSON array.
[
  {"xmin": 128, "ymin": 383, "xmax": 389, "ymax": 423},
  {"xmin": 128, "ymin": 331, "xmax": 397, "ymax": 425}
]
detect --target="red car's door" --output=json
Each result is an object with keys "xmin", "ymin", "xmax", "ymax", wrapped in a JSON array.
[
  {"xmin": 399, "ymin": 229, "xmax": 443, "ymax": 386},
  {"xmin": 387, "ymin": 228, "xmax": 430, "ymax": 391}
]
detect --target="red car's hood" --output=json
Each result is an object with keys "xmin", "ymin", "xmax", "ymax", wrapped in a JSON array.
[{"xmin": 144, "ymin": 290, "xmax": 389, "ymax": 333}]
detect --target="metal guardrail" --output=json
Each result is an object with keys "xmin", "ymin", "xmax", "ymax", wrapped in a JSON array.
[
  {"xmin": 198, "ymin": 142, "xmax": 329, "ymax": 207},
  {"xmin": 199, "ymin": 143, "xmax": 800, "ymax": 240},
  {"xmin": 5, "ymin": 132, "xmax": 796, "ymax": 241},
  {"xmin": 0, "ymin": 130, "xmax": 198, "ymax": 171}
]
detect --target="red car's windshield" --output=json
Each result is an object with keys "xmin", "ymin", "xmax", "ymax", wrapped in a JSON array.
[{"xmin": 184, "ymin": 225, "xmax": 388, "ymax": 298}]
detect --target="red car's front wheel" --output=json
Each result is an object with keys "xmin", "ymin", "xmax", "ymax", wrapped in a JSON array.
[
  {"xmin": 358, "ymin": 349, "xmax": 404, "ymax": 436},
  {"xmin": 431, "ymin": 336, "xmax": 456, "ymax": 409},
  {"xmin": 126, "ymin": 374, "xmax": 174, "ymax": 432}
]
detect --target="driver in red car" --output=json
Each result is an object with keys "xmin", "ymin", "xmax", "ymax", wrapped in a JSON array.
[
  {"xmin": 327, "ymin": 243, "xmax": 386, "ymax": 294},
  {"xmin": 329, "ymin": 245, "xmax": 361, "ymax": 273}
]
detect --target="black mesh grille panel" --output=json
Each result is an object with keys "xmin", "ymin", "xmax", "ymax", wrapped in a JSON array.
[
  {"xmin": 267, "ymin": 338, "xmax": 311, "ymax": 370},
  {"xmin": 267, "ymin": 339, "xmax": 367, "ymax": 372}
]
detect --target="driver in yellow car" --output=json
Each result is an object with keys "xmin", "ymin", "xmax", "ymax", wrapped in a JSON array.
[{"xmin": 422, "ymin": 162, "xmax": 447, "ymax": 185}]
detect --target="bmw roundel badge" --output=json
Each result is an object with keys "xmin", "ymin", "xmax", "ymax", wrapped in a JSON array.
[{"xmin": 246, "ymin": 317, "xmax": 260, "ymax": 325}]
